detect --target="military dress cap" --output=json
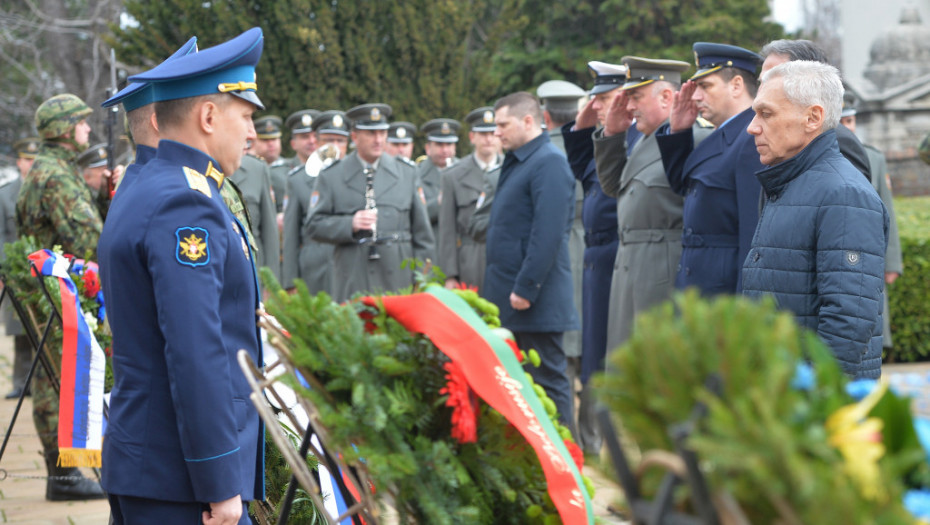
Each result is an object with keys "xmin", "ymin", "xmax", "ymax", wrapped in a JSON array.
[
  {"xmin": 421, "ymin": 118, "xmax": 461, "ymax": 143},
  {"xmin": 841, "ymin": 95, "xmax": 858, "ymax": 118},
  {"xmin": 129, "ymin": 27, "xmax": 264, "ymax": 110},
  {"xmin": 76, "ymin": 143, "xmax": 110, "ymax": 170},
  {"xmin": 690, "ymin": 42, "xmax": 761, "ymax": 81},
  {"xmin": 102, "ymin": 37, "xmax": 198, "ymax": 111},
  {"xmin": 537, "ymin": 80, "xmax": 586, "ymax": 112},
  {"xmin": 254, "ymin": 115, "xmax": 282, "ymax": 139},
  {"xmin": 464, "ymin": 107, "xmax": 496, "ymax": 133},
  {"xmin": 346, "ymin": 103, "xmax": 392, "ymax": 130},
  {"xmin": 286, "ymin": 110, "xmax": 321, "ymax": 134},
  {"xmin": 587, "ymin": 61, "xmax": 628, "ymax": 95},
  {"xmin": 621, "ymin": 56, "xmax": 690, "ymax": 90},
  {"xmin": 388, "ymin": 121, "xmax": 416, "ymax": 143},
  {"xmin": 312, "ymin": 110, "xmax": 350, "ymax": 136},
  {"xmin": 13, "ymin": 137, "xmax": 40, "ymax": 159}
]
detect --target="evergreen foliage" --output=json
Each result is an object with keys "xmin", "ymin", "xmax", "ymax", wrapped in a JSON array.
[
  {"xmin": 109, "ymin": 0, "xmax": 785, "ymax": 128},
  {"xmin": 259, "ymin": 266, "xmax": 587, "ymax": 524},
  {"xmin": 886, "ymin": 196, "xmax": 930, "ymax": 362},
  {"xmin": 595, "ymin": 290, "xmax": 919, "ymax": 523}
]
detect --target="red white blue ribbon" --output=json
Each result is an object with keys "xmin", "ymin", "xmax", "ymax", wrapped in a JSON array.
[{"xmin": 29, "ymin": 249, "xmax": 106, "ymax": 468}]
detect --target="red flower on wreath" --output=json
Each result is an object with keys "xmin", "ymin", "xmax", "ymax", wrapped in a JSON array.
[
  {"xmin": 564, "ymin": 439, "xmax": 584, "ymax": 471},
  {"xmin": 454, "ymin": 282, "xmax": 478, "ymax": 292},
  {"xmin": 439, "ymin": 361, "xmax": 478, "ymax": 444},
  {"xmin": 82, "ymin": 268, "xmax": 101, "ymax": 298}
]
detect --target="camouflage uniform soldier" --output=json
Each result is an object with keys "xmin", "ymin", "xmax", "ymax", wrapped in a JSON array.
[{"xmin": 14, "ymin": 93, "xmax": 105, "ymax": 500}]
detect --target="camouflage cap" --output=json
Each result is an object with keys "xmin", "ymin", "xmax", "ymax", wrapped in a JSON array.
[
  {"xmin": 35, "ymin": 94, "xmax": 93, "ymax": 140},
  {"xmin": 919, "ymin": 131, "xmax": 930, "ymax": 166},
  {"xmin": 13, "ymin": 137, "xmax": 40, "ymax": 159}
]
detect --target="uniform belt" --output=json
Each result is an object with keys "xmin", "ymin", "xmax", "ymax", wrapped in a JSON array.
[
  {"xmin": 584, "ymin": 229, "xmax": 619, "ymax": 246},
  {"xmin": 680, "ymin": 231, "xmax": 738, "ymax": 248},
  {"xmin": 619, "ymin": 228, "xmax": 681, "ymax": 244},
  {"xmin": 358, "ymin": 232, "xmax": 413, "ymax": 245}
]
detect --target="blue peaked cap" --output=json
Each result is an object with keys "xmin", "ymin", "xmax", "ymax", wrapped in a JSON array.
[
  {"xmin": 691, "ymin": 42, "xmax": 761, "ymax": 81},
  {"xmin": 102, "ymin": 37, "xmax": 198, "ymax": 111},
  {"xmin": 129, "ymin": 27, "xmax": 264, "ymax": 110}
]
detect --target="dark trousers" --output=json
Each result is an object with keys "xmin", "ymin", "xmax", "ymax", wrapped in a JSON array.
[
  {"xmin": 514, "ymin": 331, "xmax": 576, "ymax": 439},
  {"xmin": 108, "ymin": 494, "xmax": 251, "ymax": 525}
]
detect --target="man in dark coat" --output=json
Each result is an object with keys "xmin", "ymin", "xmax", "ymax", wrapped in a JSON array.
[
  {"xmin": 742, "ymin": 60, "xmax": 888, "ymax": 379},
  {"xmin": 485, "ymin": 91, "xmax": 579, "ymax": 433},
  {"xmin": 657, "ymin": 42, "xmax": 765, "ymax": 295}
]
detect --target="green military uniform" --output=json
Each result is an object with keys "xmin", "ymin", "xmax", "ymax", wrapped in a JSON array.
[
  {"xmin": 282, "ymin": 110, "xmax": 348, "ymax": 294},
  {"xmin": 15, "ymin": 93, "xmax": 105, "ymax": 501},
  {"xmin": 269, "ymin": 156, "xmax": 297, "ymax": 213},
  {"xmin": 306, "ymin": 151, "xmax": 435, "ymax": 302},
  {"xmin": 229, "ymin": 153, "xmax": 281, "ymax": 280},
  {"xmin": 437, "ymin": 108, "xmax": 500, "ymax": 292},
  {"xmin": 418, "ymin": 118, "xmax": 461, "ymax": 241},
  {"xmin": 864, "ymin": 144, "xmax": 903, "ymax": 348},
  {"xmin": 465, "ymin": 166, "xmax": 500, "ymax": 245}
]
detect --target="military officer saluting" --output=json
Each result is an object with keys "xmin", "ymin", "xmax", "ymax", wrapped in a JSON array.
[
  {"xmin": 282, "ymin": 109, "xmax": 349, "ymax": 294},
  {"xmin": 98, "ymin": 27, "xmax": 265, "ymax": 524},
  {"xmin": 306, "ymin": 103, "xmax": 435, "ymax": 302},
  {"xmin": 438, "ymin": 107, "xmax": 501, "ymax": 292},
  {"xmin": 386, "ymin": 121, "xmax": 417, "ymax": 160},
  {"xmin": 417, "ymin": 118, "xmax": 460, "ymax": 240}
]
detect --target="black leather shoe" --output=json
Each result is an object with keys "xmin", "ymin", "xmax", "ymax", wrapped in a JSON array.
[
  {"xmin": 4, "ymin": 387, "xmax": 23, "ymax": 400},
  {"xmin": 44, "ymin": 451, "xmax": 107, "ymax": 501}
]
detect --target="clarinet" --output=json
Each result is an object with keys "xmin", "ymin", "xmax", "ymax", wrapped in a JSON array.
[{"xmin": 364, "ymin": 167, "xmax": 380, "ymax": 260}]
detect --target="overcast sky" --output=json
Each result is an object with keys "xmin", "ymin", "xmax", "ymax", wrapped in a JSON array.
[{"xmin": 771, "ymin": 0, "xmax": 803, "ymax": 32}]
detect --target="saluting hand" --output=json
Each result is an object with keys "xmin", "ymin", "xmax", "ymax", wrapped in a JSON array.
[
  {"xmin": 574, "ymin": 97, "xmax": 599, "ymax": 130},
  {"xmin": 669, "ymin": 80, "xmax": 700, "ymax": 133},
  {"xmin": 603, "ymin": 91, "xmax": 633, "ymax": 137},
  {"xmin": 203, "ymin": 494, "xmax": 242, "ymax": 525}
]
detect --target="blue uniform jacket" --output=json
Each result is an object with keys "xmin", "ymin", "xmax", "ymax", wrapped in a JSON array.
[
  {"xmin": 742, "ymin": 130, "xmax": 888, "ymax": 379},
  {"xmin": 484, "ymin": 132, "xmax": 579, "ymax": 333},
  {"xmin": 111, "ymin": 144, "xmax": 156, "ymax": 204},
  {"xmin": 657, "ymin": 108, "xmax": 763, "ymax": 294},
  {"xmin": 98, "ymin": 140, "xmax": 264, "ymax": 503},
  {"xmin": 562, "ymin": 123, "xmax": 618, "ymax": 383}
]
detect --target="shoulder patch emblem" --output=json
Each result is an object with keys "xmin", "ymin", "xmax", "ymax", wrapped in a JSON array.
[
  {"xmin": 183, "ymin": 167, "xmax": 212, "ymax": 198},
  {"xmin": 845, "ymin": 251, "xmax": 860, "ymax": 266},
  {"xmin": 417, "ymin": 186, "xmax": 427, "ymax": 205},
  {"xmin": 176, "ymin": 227, "xmax": 210, "ymax": 267},
  {"xmin": 475, "ymin": 192, "xmax": 486, "ymax": 209},
  {"xmin": 310, "ymin": 190, "xmax": 320, "ymax": 208}
]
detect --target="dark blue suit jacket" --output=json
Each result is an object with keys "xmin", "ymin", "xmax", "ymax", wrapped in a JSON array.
[
  {"xmin": 484, "ymin": 132, "xmax": 578, "ymax": 333},
  {"xmin": 98, "ymin": 140, "xmax": 263, "ymax": 503},
  {"xmin": 657, "ymin": 108, "xmax": 763, "ymax": 294}
]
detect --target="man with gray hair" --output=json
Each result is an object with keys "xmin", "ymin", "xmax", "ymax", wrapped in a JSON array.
[{"xmin": 742, "ymin": 60, "xmax": 888, "ymax": 379}]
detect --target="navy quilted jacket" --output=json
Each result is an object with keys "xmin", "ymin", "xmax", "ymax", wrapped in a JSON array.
[{"xmin": 742, "ymin": 130, "xmax": 888, "ymax": 379}]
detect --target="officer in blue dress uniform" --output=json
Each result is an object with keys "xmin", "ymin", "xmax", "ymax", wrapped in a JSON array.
[
  {"xmin": 97, "ymin": 27, "xmax": 265, "ymax": 525},
  {"xmin": 656, "ymin": 42, "xmax": 765, "ymax": 295},
  {"xmin": 103, "ymin": 36, "xmax": 199, "ymax": 198}
]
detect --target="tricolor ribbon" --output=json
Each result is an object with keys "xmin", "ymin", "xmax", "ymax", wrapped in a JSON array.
[
  {"xmin": 29, "ymin": 249, "xmax": 106, "ymax": 468},
  {"xmin": 362, "ymin": 286, "xmax": 593, "ymax": 524}
]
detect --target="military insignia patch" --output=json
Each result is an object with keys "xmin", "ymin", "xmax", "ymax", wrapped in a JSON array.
[
  {"xmin": 333, "ymin": 115, "xmax": 344, "ymax": 128},
  {"xmin": 475, "ymin": 192, "xmax": 486, "ymax": 209},
  {"xmin": 417, "ymin": 186, "xmax": 426, "ymax": 205},
  {"xmin": 310, "ymin": 190, "xmax": 320, "ymax": 208},
  {"xmin": 846, "ymin": 251, "xmax": 861, "ymax": 265},
  {"xmin": 176, "ymin": 227, "xmax": 210, "ymax": 267},
  {"xmin": 396, "ymin": 127, "xmax": 406, "ymax": 139}
]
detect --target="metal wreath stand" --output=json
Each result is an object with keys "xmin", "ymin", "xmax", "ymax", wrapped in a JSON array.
[{"xmin": 238, "ymin": 309, "xmax": 381, "ymax": 525}]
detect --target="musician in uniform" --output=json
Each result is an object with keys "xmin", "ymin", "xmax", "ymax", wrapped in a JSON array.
[{"xmin": 305, "ymin": 103, "xmax": 434, "ymax": 302}]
